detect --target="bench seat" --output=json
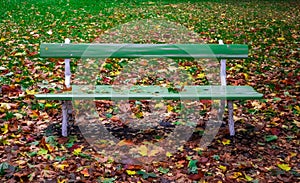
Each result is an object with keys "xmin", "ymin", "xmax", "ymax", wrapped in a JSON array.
[{"xmin": 35, "ymin": 85, "xmax": 262, "ymax": 100}]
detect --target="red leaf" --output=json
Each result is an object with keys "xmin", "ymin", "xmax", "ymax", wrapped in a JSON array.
[
  {"xmin": 80, "ymin": 168, "xmax": 90, "ymax": 177},
  {"xmin": 68, "ymin": 144, "xmax": 81, "ymax": 152},
  {"xmin": 188, "ymin": 171, "xmax": 204, "ymax": 180},
  {"xmin": 270, "ymin": 128, "xmax": 281, "ymax": 135},
  {"xmin": 28, "ymin": 51, "xmax": 38, "ymax": 57},
  {"xmin": 200, "ymin": 100, "xmax": 211, "ymax": 104},
  {"xmin": 199, "ymin": 157, "xmax": 209, "ymax": 163}
]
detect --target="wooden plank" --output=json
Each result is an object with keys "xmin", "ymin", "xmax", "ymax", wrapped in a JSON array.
[
  {"xmin": 35, "ymin": 85, "xmax": 263, "ymax": 100},
  {"xmin": 40, "ymin": 44, "xmax": 248, "ymax": 59}
]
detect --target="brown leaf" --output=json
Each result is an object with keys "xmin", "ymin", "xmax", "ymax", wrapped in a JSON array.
[
  {"xmin": 199, "ymin": 157, "xmax": 209, "ymax": 163},
  {"xmin": 9, "ymin": 121, "xmax": 18, "ymax": 132},
  {"xmin": 188, "ymin": 171, "xmax": 204, "ymax": 180},
  {"xmin": 21, "ymin": 126, "xmax": 31, "ymax": 133},
  {"xmin": 270, "ymin": 128, "xmax": 281, "ymax": 135},
  {"xmin": 57, "ymin": 137, "xmax": 69, "ymax": 144}
]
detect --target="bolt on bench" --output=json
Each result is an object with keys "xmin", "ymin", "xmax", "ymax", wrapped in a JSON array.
[{"xmin": 35, "ymin": 39, "xmax": 263, "ymax": 137}]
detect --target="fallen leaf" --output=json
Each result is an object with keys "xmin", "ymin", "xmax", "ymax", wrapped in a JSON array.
[
  {"xmin": 219, "ymin": 165, "xmax": 227, "ymax": 172},
  {"xmin": 14, "ymin": 113, "xmax": 23, "ymax": 119},
  {"xmin": 293, "ymin": 120, "xmax": 300, "ymax": 127},
  {"xmin": 244, "ymin": 172, "xmax": 253, "ymax": 181},
  {"xmin": 1, "ymin": 124, "xmax": 8, "ymax": 134},
  {"xmin": 110, "ymin": 115, "xmax": 120, "ymax": 122},
  {"xmin": 117, "ymin": 139, "xmax": 134, "ymax": 146},
  {"xmin": 230, "ymin": 172, "xmax": 242, "ymax": 179},
  {"xmin": 47, "ymin": 29, "xmax": 53, "ymax": 35},
  {"xmin": 166, "ymin": 152, "xmax": 172, "ymax": 158},
  {"xmin": 126, "ymin": 170, "xmax": 136, "ymax": 175},
  {"xmin": 265, "ymin": 135, "xmax": 278, "ymax": 142},
  {"xmin": 80, "ymin": 168, "xmax": 90, "ymax": 177},
  {"xmin": 277, "ymin": 37, "xmax": 285, "ymax": 41},
  {"xmin": 277, "ymin": 163, "xmax": 291, "ymax": 171},
  {"xmin": 138, "ymin": 145, "xmax": 148, "ymax": 156},
  {"xmin": 73, "ymin": 145, "xmax": 84, "ymax": 156},
  {"xmin": 222, "ymin": 139, "xmax": 231, "ymax": 145}
]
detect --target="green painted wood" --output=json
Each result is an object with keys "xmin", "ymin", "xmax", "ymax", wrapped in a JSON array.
[
  {"xmin": 40, "ymin": 44, "xmax": 248, "ymax": 59},
  {"xmin": 35, "ymin": 85, "xmax": 263, "ymax": 100}
]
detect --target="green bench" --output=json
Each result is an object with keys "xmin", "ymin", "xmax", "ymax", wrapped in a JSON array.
[{"xmin": 35, "ymin": 39, "xmax": 263, "ymax": 137}]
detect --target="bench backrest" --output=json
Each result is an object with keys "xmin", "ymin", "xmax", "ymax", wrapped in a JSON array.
[
  {"xmin": 40, "ymin": 43, "xmax": 248, "ymax": 59},
  {"xmin": 39, "ymin": 39, "xmax": 248, "ymax": 88}
]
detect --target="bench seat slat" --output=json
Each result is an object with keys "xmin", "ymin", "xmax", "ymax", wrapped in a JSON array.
[
  {"xmin": 35, "ymin": 85, "xmax": 262, "ymax": 100},
  {"xmin": 40, "ymin": 44, "xmax": 248, "ymax": 59}
]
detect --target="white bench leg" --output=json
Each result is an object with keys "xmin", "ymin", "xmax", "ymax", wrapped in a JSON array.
[
  {"xmin": 62, "ymin": 101, "xmax": 68, "ymax": 137},
  {"xmin": 67, "ymin": 100, "xmax": 73, "ymax": 122},
  {"xmin": 228, "ymin": 100, "xmax": 235, "ymax": 136},
  {"xmin": 218, "ymin": 100, "xmax": 226, "ymax": 121}
]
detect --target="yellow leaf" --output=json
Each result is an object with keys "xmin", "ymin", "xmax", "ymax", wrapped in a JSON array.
[
  {"xmin": 14, "ymin": 52, "xmax": 26, "ymax": 56},
  {"xmin": 76, "ymin": 166, "xmax": 84, "ymax": 172},
  {"xmin": 244, "ymin": 172, "xmax": 253, "ymax": 181},
  {"xmin": 235, "ymin": 64, "xmax": 243, "ymax": 69},
  {"xmin": 222, "ymin": 139, "xmax": 231, "ymax": 145},
  {"xmin": 219, "ymin": 165, "xmax": 227, "ymax": 172},
  {"xmin": 177, "ymin": 146, "xmax": 184, "ymax": 152},
  {"xmin": 73, "ymin": 146, "xmax": 84, "ymax": 156},
  {"xmin": 231, "ymin": 172, "xmax": 242, "ymax": 179},
  {"xmin": 138, "ymin": 145, "xmax": 148, "ymax": 156},
  {"xmin": 294, "ymin": 106, "xmax": 300, "ymax": 114},
  {"xmin": 290, "ymin": 152, "xmax": 297, "ymax": 157},
  {"xmin": 126, "ymin": 170, "xmax": 136, "ymax": 175},
  {"xmin": 0, "ymin": 37, "xmax": 6, "ymax": 42},
  {"xmin": 1, "ymin": 124, "xmax": 8, "ymax": 134},
  {"xmin": 0, "ymin": 139, "xmax": 10, "ymax": 145},
  {"xmin": 45, "ymin": 103, "xmax": 52, "ymax": 108},
  {"xmin": 277, "ymin": 37, "xmax": 285, "ymax": 41},
  {"xmin": 0, "ymin": 103, "xmax": 11, "ymax": 112},
  {"xmin": 196, "ymin": 73, "xmax": 205, "ymax": 79},
  {"xmin": 57, "ymin": 178, "xmax": 67, "ymax": 183},
  {"xmin": 155, "ymin": 102, "xmax": 164, "ymax": 109},
  {"xmin": 167, "ymin": 105, "xmax": 174, "ymax": 112},
  {"xmin": 293, "ymin": 120, "xmax": 300, "ymax": 127},
  {"xmin": 166, "ymin": 152, "xmax": 172, "ymax": 158},
  {"xmin": 53, "ymin": 162, "xmax": 69, "ymax": 171},
  {"xmin": 277, "ymin": 163, "xmax": 291, "ymax": 171},
  {"xmin": 135, "ymin": 111, "xmax": 143, "ymax": 118},
  {"xmin": 46, "ymin": 144, "xmax": 55, "ymax": 152},
  {"xmin": 148, "ymin": 149, "xmax": 159, "ymax": 156},
  {"xmin": 233, "ymin": 103, "xmax": 238, "ymax": 110},
  {"xmin": 26, "ymin": 89, "xmax": 36, "ymax": 95},
  {"xmin": 110, "ymin": 70, "xmax": 120, "ymax": 76}
]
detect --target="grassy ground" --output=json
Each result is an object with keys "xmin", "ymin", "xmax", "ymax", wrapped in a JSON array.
[{"xmin": 0, "ymin": 0, "xmax": 299, "ymax": 182}]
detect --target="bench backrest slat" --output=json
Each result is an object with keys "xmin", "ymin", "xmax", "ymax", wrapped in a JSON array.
[{"xmin": 40, "ymin": 43, "xmax": 248, "ymax": 59}]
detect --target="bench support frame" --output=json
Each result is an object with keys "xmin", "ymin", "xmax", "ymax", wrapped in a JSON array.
[
  {"xmin": 62, "ymin": 38, "xmax": 73, "ymax": 137},
  {"xmin": 218, "ymin": 40, "xmax": 235, "ymax": 136},
  {"xmin": 55, "ymin": 39, "xmax": 245, "ymax": 137}
]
